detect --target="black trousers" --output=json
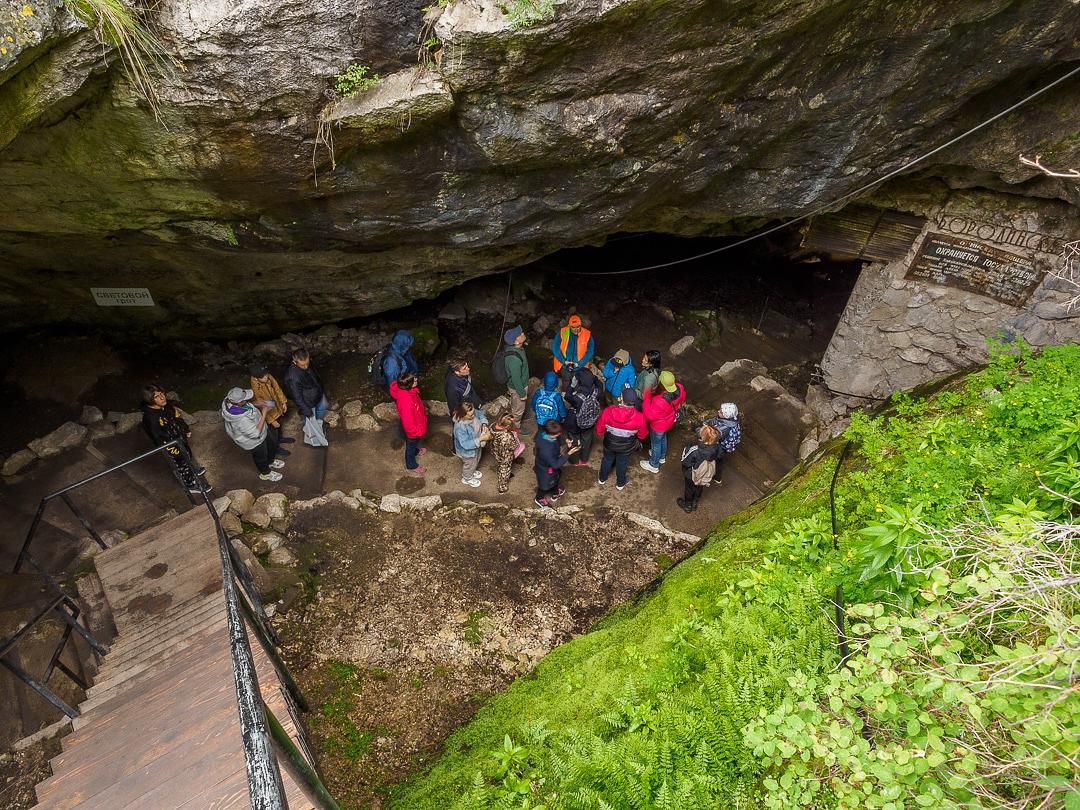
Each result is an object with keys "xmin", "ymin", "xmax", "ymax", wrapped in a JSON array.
[
  {"xmin": 568, "ymin": 428, "xmax": 594, "ymax": 462},
  {"xmin": 251, "ymin": 430, "xmax": 280, "ymax": 474},
  {"xmin": 683, "ymin": 469, "xmax": 704, "ymax": 508}
]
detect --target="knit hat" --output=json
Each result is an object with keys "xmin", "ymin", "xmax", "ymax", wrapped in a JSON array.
[
  {"xmin": 568, "ymin": 315, "xmax": 583, "ymax": 327},
  {"xmin": 721, "ymin": 402, "xmax": 739, "ymax": 419},
  {"xmin": 504, "ymin": 325, "xmax": 524, "ymax": 345},
  {"xmin": 659, "ymin": 370, "xmax": 677, "ymax": 392},
  {"xmin": 620, "ymin": 386, "xmax": 639, "ymax": 406},
  {"xmin": 543, "ymin": 371, "xmax": 559, "ymax": 391},
  {"xmin": 226, "ymin": 387, "xmax": 253, "ymax": 404},
  {"xmin": 613, "ymin": 349, "xmax": 631, "ymax": 365},
  {"xmin": 249, "ymin": 364, "xmax": 269, "ymax": 378}
]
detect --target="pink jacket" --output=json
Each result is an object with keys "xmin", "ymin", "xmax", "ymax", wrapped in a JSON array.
[
  {"xmin": 389, "ymin": 382, "xmax": 428, "ymax": 438},
  {"xmin": 642, "ymin": 384, "xmax": 686, "ymax": 433}
]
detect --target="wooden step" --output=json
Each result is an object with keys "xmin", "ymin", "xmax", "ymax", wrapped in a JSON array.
[
  {"xmin": 93, "ymin": 508, "xmax": 211, "ymax": 574},
  {"xmin": 103, "ymin": 606, "xmax": 227, "ymax": 675},
  {"xmin": 102, "ymin": 592, "xmax": 224, "ymax": 661}
]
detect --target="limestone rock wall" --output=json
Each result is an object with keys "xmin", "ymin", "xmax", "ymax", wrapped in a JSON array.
[
  {"xmin": 0, "ymin": 0, "xmax": 1078, "ymax": 336},
  {"xmin": 821, "ymin": 189, "xmax": 1080, "ymax": 399}
]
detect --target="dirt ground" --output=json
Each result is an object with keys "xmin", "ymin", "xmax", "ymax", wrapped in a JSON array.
[
  {"xmin": 0, "ymin": 737, "xmax": 61, "ymax": 810},
  {"xmin": 276, "ymin": 502, "xmax": 699, "ymax": 808}
]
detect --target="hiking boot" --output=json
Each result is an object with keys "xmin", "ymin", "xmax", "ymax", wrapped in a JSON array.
[
  {"xmin": 677, "ymin": 497, "xmax": 693, "ymax": 514},
  {"xmin": 276, "ymin": 448, "xmax": 291, "ymax": 457},
  {"xmin": 462, "ymin": 477, "xmax": 482, "ymax": 488},
  {"xmin": 407, "ymin": 466, "xmax": 426, "ymax": 475},
  {"xmin": 534, "ymin": 496, "xmax": 552, "ymax": 508},
  {"xmin": 259, "ymin": 471, "xmax": 283, "ymax": 482},
  {"xmin": 270, "ymin": 459, "xmax": 286, "ymax": 469},
  {"xmin": 639, "ymin": 460, "xmax": 659, "ymax": 474}
]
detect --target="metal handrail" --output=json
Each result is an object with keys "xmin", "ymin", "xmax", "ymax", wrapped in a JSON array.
[{"xmin": 5, "ymin": 436, "xmax": 332, "ymax": 807}]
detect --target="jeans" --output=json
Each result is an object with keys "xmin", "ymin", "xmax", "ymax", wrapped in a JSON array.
[
  {"xmin": 314, "ymin": 396, "xmax": 329, "ymax": 421},
  {"xmin": 404, "ymin": 436, "xmax": 420, "ymax": 470},
  {"xmin": 251, "ymin": 429, "xmax": 280, "ymax": 474},
  {"xmin": 649, "ymin": 430, "xmax": 667, "ymax": 466},
  {"xmin": 599, "ymin": 448, "xmax": 630, "ymax": 486}
]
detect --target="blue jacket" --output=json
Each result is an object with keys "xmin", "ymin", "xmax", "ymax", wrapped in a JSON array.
[
  {"xmin": 549, "ymin": 329, "xmax": 595, "ymax": 368},
  {"xmin": 603, "ymin": 360, "xmax": 638, "ymax": 399},
  {"xmin": 382, "ymin": 330, "xmax": 420, "ymax": 383},
  {"xmin": 531, "ymin": 372, "xmax": 567, "ymax": 424},
  {"xmin": 452, "ymin": 412, "xmax": 489, "ymax": 458}
]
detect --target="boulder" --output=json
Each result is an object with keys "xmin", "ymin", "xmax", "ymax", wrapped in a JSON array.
[
  {"xmin": 323, "ymin": 411, "xmax": 341, "ymax": 428},
  {"xmin": 212, "ymin": 495, "xmax": 232, "ymax": 516},
  {"xmin": 114, "ymin": 413, "xmax": 143, "ymax": 434},
  {"xmin": 380, "ymin": 493, "xmax": 403, "ymax": 512},
  {"xmin": 250, "ymin": 531, "xmax": 286, "ymax": 555},
  {"xmin": 2, "ymin": 449, "xmax": 35, "ymax": 477},
  {"xmin": 226, "ymin": 489, "xmax": 255, "ymax": 515},
  {"xmin": 345, "ymin": 414, "xmax": 380, "ymax": 431},
  {"xmin": 348, "ymin": 489, "xmax": 381, "ymax": 509},
  {"xmin": 220, "ymin": 512, "xmax": 244, "ymax": 538},
  {"xmin": 425, "ymin": 400, "xmax": 449, "ymax": 417},
  {"xmin": 252, "ymin": 493, "xmax": 288, "ymax": 520},
  {"xmin": 669, "ymin": 335, "xmax": 695, "ymax": 356},
  {"xmin": 290, "ymin": 495, "xmax": 329, "ymax": 511},
  {"xmin": 230, "ymin": 539, "xmax": 275, "ymax": 599},
  {"xmin": 244, "ymin": 507, "xmax": 272, "ymax": 529},
  {"xmin": 401, "ymin": 495, "xmax": 442, "ymax": 511},
  {"xmin": 372, "ymin": 402, "xmax": 398, "ymax": 422},
  {"xmin": 78, "ymin": 405, "xmax": 103, "ymax": 425},
  {"xmin": 532, "ymin": 315, "xmax": 552, "ymax": 336},
  {"xmin": 439, "ymin": 301, "xmax": 467, "ymax": 320},
  {"xmin": 29, "ymin": 422, "xmax": 87, "ymax": 459},
  {"xmin": 268, "ymin": 546, "xmax": 300, "ymax": 567},
  {"xmin": 710, "ymin": 358, "xmax": 769, "ymax": 384},
  {"xmin": 342, "ymin": 400, "xmax": 366, "ymax": 417},
  {"xmin": 87, "ymin": 421, "xmax": 116, "ymax": 440},
  {"xmin": 750, "ymin": 375, "xmax": 787, "ymax": 395}
]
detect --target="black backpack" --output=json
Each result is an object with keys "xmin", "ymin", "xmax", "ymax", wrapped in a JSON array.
[
  {"xmin": 574, "ymin": 389, "xmax": 600, "ymax": 429},
  {"xmin": 368, "ymin": 345, "xmax": 392, "ymax": 386},
  {"xmin": 491, "ymin": 348, "xmax": 509, "ymax": 386}
]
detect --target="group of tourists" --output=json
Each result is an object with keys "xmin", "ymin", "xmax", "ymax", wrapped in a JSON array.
[{"xmin": 139, "ymin": 316, "xmax": 741, "ymax": 515}]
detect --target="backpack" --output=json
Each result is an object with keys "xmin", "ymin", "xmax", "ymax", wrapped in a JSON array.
[
  {"xmin": 718, "ymin": 419, "xmax": 742, "ymax": 454},
  {"xmin": 368, "ymin": 345, "xmax": 392, "ymax": 386},
  {"xmin": 534, "ymin": 390, "xmax": 562, "ymax": 425},
  {"xmin": 574, "ymin": 389, "xmax": 600, "ymax": 429},
  {"xmin": 491, "ymin": 348, "xmax": 509, "ymax": 386}
]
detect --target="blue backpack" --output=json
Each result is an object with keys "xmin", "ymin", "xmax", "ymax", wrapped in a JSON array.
[{"xmin": 534, "ymin": 390, "xmax": 562, "ymax": 425}]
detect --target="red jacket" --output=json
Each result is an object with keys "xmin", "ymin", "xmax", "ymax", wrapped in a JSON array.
[
  {"xmin": 595, "ymin": 403, "xmax": 648, "ymax": 452},
  {"xmin": 642, "ymin": 384, "xmax": 686, "ymax": 433},
  {"xmin": 389, "ymin": 382, "xmax": 428, "ymax": 438}
]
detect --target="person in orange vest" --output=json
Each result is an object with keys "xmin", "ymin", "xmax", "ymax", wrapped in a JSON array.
[{"xmin": 550, "ymin": 314, "xmax": 595, "ymax": 391}]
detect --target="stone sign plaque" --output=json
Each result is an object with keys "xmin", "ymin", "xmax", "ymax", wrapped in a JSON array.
[
  {"xmin": 906, "ymin": 233, "xmax": 1042, "ymax": 306},
  {"xmin": 91, "ymin": 287, "xmax": 155, "ymax": 307}
]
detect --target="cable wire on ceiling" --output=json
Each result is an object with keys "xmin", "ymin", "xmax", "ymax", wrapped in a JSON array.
[{"xmin": 558, "ymin": 62, "xmax": 1080, "ymax": 276}]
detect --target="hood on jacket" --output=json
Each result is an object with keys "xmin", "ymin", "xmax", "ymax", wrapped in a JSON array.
[
  {"xmin": 574, "ymin": 368, "xmax": 596, "ymax": 394},
  {"xmin": 543, "ymin": 371, "xmax": 559, "ymax": 392},
  {"xmin": 391, "ymin": 330, "xmax": 415, "ymax": 354}
]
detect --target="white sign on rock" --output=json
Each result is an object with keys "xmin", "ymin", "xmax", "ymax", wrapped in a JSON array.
[{"xmin": 91, "ymin": 287, "xmax": 155, "ymax": 307}]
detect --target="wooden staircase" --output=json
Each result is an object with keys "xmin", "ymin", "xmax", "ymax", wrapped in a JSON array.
[{"xmin": 31, "ymin": 508, "xmax": 320, "ymax": 809}]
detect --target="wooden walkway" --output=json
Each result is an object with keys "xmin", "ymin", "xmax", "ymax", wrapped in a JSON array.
[{"xmin": 32, "ymin": 508, "xmax": 318, "ymax": 809}]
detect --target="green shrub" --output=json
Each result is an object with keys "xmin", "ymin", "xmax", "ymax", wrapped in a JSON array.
[{"xmin": 334, "ymin": 64, "xmax": 381, "ymax": 98}]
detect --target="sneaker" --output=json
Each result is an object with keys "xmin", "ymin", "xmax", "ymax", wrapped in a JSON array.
[
  {"xmin": 269, "ymin": 459, "xmax": 286, "ymax": 469},
  {"xmin": 418, "ymin": 447, "xmax": 428, "ymax": 455},
  {"xmin": 462, "ymin": 477, "xmax": 482, "ymax": 488},
  {"xmin": 597, "ymin": 476, "xmax": 607, "ymax": 486},
  {"xmin": 188, "ymin": 484, "xmax": 209, "ymax": 494},
  {"xmin": 616, "ymin": 482, "xmax": 627, "ymax": 491},
  {"xmin": 677, "ymin": 497, "xmax": 693, "ymax": 514},
  {"xmin": 259, "ymin": 471, "xmax": 283, "ymax": 482},
  {"xmin": 407, "ymin": 466, "xmax": 426, "ymax": 475},
  {"xmin": 639, "ymin": 460, "xmax": 660, "ymax": 474},
  {"xmin": 279, "ymin": 437, "xmax": 296, "ymax": 444},
  {"xmin": 276, "ymin": 448, "xmax": 291, "ymax": 458},
  {"xmin": 534, "ymin": 496, "xmax": 552, "ymax": 508},
  {"xmin": 554, "ymin": 486, "xmax": 566, "ymax": 499},
  {"xmin": 573, "ymin": 460, "xmax": 589, "ymax": 467},
  {"xmin": 471, "ymin": 471, "xmax": 483, "ymax": 479},
  {"xmin": 193, "ymin": 465, "xmax": 207, "ymax": 476},
  {"xmin": 658, "ymin": 458, "xmax": 666, "ymax": 465}
]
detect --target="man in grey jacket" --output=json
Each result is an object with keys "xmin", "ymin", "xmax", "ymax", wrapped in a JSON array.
[{"xmin": 221, "ymin": 387, "xmax": 286, "ymax": 482}]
